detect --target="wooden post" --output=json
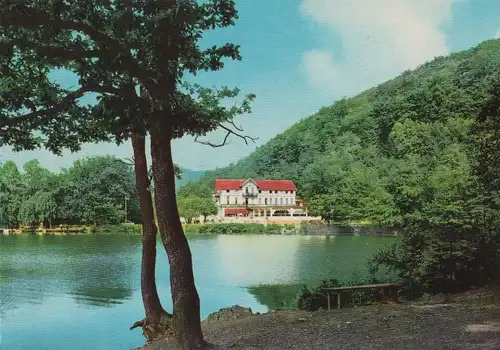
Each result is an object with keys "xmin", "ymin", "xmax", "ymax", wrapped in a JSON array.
[
  {"xmin": 337, "ymin": 291, "xmax": 342, "ymax": 309},
  {"xmin": 390, "ymin": 287, "xmax": 399, "ymax": 302},
  {"xmin": 327, "ymin": 291, "xmax": 331, "ymax": 310}
]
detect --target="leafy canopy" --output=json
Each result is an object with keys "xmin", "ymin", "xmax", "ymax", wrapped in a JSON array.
[{"xmin": 0, "ymin": 0, "xmax": 256, "ymax": 153}]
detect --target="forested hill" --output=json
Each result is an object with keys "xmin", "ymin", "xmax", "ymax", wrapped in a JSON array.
[
  {"xmin": 184, "ymin": 39, "xmax": 500, "ymax": 225},
  {"xmin": 176, "ymin": 168, "xmax": 206, "ymax": 189}
]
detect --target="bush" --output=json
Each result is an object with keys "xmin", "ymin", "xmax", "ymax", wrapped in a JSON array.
[
  {"xmin": 296, "ymin": 275, "xmax": 399, "ymax": 311},
  {"xmin": 368, "ymin": 218, "xmax": 500, "ymax": 295},
  {"xmin": 184, "ymin": 223, "xmax": 290, "ymax": 235},
  {"xmin": 95, "ymin": 223, "xmax": 141, "ymax": 235}
]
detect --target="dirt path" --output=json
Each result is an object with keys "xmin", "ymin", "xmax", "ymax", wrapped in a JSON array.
[{"xmin": 143, "ymin": 287, "xmax": 500, "ymax": 350}]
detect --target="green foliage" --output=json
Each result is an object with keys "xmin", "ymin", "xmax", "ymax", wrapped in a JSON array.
[
  {"xmin": 177, "ymin": 196, "xmax": 218, "ymax": 223},
  {"xmin": 0, "ymin": 0, "xmax": 255, "ymax": 155},
  {"xmin": 175, "ymin": 169, "xmax": 207, "ymax": 190},
  {"xmin": 179, "ymin": 39, "xmax": 500, "ymax": 295},
  {"xmin": 177, "ymin": 182, "xmax": 213, "ymax": 199},
  {"xmin": 188, "ymin": 40, "xmax": 500, "ymax": 228},
  {"xmin": 183, "ymin": 223, "xmax": 291, "ymax": 235},
  {"xmin": 95, "ymin": 224, "xmax": 142, "ymax": 235},
  {"xmin": 59, "ymin": 156, "xmax": 140, "ymax": 225},
  {"xmin": 0, "ymin": 156, "xmax": 140, "ymax": 227},
  {"xmin": 247, "ymin": 284, "xmax": 303, "ymax": 310},
  {"xmin": 296, "ymin": 275, "xmax": 399, "ymax": 311}
]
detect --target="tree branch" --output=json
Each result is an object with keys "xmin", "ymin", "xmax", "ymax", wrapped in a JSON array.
[
  {"xmin": 194, "ymin": 123, "xmax": 258, "ymax": 148},
  {"xmin": 0, "ymin": 8, "xmax": 153, "ymax": 87},
  {"xmin": 1, "ymin": 87, "xmax": 91, "ymax": 127},
  {"xmin": 0, "ymin": 39, "xmax": 102, "ymax": 60},
  {"xmin": 1, "ymin": 84, "xmax": 138, "ymax": 128}
]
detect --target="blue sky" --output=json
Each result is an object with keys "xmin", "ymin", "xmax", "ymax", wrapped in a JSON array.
[{"xmin": 2, "ymin": 0, "xmax": 500, "ymax": 171}]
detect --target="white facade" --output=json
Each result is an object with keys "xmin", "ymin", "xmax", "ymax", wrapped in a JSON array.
[
  {"xmin": 215, "ymin": 179, "xmax": 296, "ymax": 207},
  {"xmin": 213, "ymin": 179, "xmax": 306, "ymax": 219}
]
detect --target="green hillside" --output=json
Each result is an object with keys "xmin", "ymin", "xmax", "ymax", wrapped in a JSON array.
[
  {"xmin": 187, "ymin": 39, "xmax": 500, "ymax": 226},
  {"xmin": 175, "ymin": 168, "xmax": 206, "ymax": 189}
]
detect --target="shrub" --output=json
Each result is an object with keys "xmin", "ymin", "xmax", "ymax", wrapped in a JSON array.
[
  {"xmin": 187, "ymin": 223, "xmax": 286, "ymax": 235},
  {"xmin": 95, "ymin": 223, "xmax": 141, "ymax": 235},
  {"xmin": 368, "ymin": 218, "xmax": 500, "ymax": 295},
  {"xmin": 296, "ymin": 275, "xmax": 399, "ymax": 311}
]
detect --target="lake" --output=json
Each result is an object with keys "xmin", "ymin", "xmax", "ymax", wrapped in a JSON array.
[{"xmin": 0, "ymin": 234, "xmax": 397, "ymax": 350}]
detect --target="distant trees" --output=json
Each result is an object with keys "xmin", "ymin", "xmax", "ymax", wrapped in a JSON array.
[
  {"xmin": 177, "ymin": 182, "xmax": 213, "ymax": 199},
  {"xmin": 0, "ymin": 157, "xmax": 139, "ymax": 228},
  {"xmin": 178, "ymin": 196, "xmax": 218, "ymax": 223}
]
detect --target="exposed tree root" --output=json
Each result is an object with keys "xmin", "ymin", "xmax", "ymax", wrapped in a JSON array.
[
  {"xmin": 132, "ymin": 312, "xmax": 216, "ymax": 349},
  {"xmin": 130, "ymin": 319, "xmax": 145, "ymax": 330},
  {"xmin": 131, "ymin": 311, "xmax": 174, "ymax": 344}
]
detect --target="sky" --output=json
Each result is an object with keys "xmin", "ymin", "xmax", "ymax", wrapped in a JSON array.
[{"xmin": 2, "ymin": 0, "xmax": 500, "ymax": 172}]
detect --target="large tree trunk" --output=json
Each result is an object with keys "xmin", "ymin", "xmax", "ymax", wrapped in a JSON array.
[
  {"xmin": 149, "ymin": 116, "xmax": 206, "ymax": 349},
  {"xmin": 131, "ymin": 134, "xmax": 171, "ymax": 339}
]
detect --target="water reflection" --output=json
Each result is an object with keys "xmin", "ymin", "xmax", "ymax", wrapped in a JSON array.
[
  {"xmin": 0, "ymin": 235, "xmax": 139, "ymax": 311},
  {"xmin": 1, "ymin": 234, "xmax": 397, "ymax": 350}
]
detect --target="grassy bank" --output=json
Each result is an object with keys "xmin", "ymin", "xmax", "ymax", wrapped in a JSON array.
[
  {"xmin": 94, "ymin": 223, "xmax": 297, "ymax": 236},
  {"xmin": 183, "ymin": 223, "xmax": 297, "ymax": 235}
]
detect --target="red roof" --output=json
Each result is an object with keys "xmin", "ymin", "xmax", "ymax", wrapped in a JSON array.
[{"xmin": 215, "ymin": 179, "xmax": 296, "ymax": 192}]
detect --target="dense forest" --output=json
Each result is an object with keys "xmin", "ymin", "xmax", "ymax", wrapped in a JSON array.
[
  {"xmin": 185, "ymin": 39, "xmax": 500, "ymax": 225},
  {"xmin": 183, "ymin": 39, "xmax": 500, "ymax": 292},
  {"xmin": 0, "ymin": 157, "xmax": 142, "ymax": 227}
]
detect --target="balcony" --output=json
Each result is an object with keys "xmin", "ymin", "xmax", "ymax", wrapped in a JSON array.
[{"xmin": 242, "ymin": 192, "xmax": 258, "ymax": 197}]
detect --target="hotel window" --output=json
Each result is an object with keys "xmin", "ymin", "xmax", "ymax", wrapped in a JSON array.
[
  {"xmin": 285, "ymin": 198, "xmax": 288, "ymax": 205},
  {"xmin": 226, "ymin": 197, "xmax": 229, "ymax": 205},
  {"xmin": 265, "ymin": 198, "xmax": 268, "ymax": 205},
  {"xmin": 278, "ymin": 198, "xmax": 282, "ymax": 205}
]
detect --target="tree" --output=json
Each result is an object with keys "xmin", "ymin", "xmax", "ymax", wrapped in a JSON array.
[
  {"xmin": 178, "ymin": 196, "xmax": 201, "ymax": 224},
  {"xmin": 177, "ymin": 182, "xmax": 213, "ymax": 199},
  {"xmin": 198, "ymin": 197, "xmax": 218, "ymax": 222},
  {"xmin": 60, "ymin": 156, "xmax": 140, "ymax": 225},
  {"xmin": 0, "ymin": 1, "xmax": 255, "ymax": 347},
  {"xmin": 0, "ymin": 161, "xmax": 23, "ymax": 228},
  {"xmin": 178, "ymin": 196, "xmax": 218, "ymax": 223}
]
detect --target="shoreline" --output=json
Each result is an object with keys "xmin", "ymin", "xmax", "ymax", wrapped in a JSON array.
[
  {"xmin": 141, "ymin": 285, "xmax": 500, "ymax": 349},
  {"xmin": 2, "ymin": 222, "xmax": 399, "ymax": 237}
]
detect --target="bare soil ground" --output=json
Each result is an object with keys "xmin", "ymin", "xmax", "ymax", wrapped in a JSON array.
[{"xmin": 142, "ymin": 286, "xmax": 500, "ymax": 350}]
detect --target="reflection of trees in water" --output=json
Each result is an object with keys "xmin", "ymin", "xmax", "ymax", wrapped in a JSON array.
[
  {"xmin": 246, "ymin": 284, "xmax": 301, "ymax": 311},
  {"xmin": 247, "ymin": 236, "xmax": 399, "ymax": 311},
  {"xmin": 291, "ymin": 236, "xmax": 398, "ymax": 283},
  {"xmin": 65, "ymin": 235, "xmax": 138, "ymax": 307},
  {"xmin": 0, "ymin": 235, "xmax": 140, "ymax": 311}
]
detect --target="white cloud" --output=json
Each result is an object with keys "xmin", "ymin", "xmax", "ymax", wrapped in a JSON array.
[
  {"xmin": 302, "ymin": 50, "xmax": 340, "ymax": 90},
  {"xmin": 300, "ymin": 0, "xmax": 464, "ymax": 96},
  {"xmin": 495, "ymin": 29, "xmax": 500, "ymax": 39}
]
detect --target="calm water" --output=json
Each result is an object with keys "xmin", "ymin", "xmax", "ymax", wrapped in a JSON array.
[{"xmin": 0, "ymin": 234, "xmax": 396, "ymax": 350}]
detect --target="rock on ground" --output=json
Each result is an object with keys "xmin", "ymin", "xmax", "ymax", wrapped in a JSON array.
[{"xmin": 142, "ymin": 286, "xmax": 500, "ymax": 350}]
